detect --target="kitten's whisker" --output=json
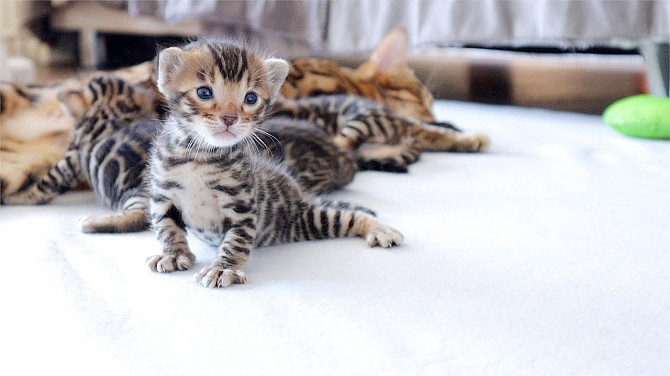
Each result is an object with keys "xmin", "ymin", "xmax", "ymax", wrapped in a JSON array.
[
  {"xmin": 250, "ymin": 132, "xmax": 269, "ymax": 152},
  {"xmin": 255, "ymin": 128, "xmax": 283, "ymax": 152},
  {"xmin": 246, "ymin": 135, "xmax": 262, "ymax": 156}
]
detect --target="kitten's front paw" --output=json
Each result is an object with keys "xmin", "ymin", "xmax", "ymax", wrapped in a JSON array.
[
  {"xmin": 195, "ymin": 266, "xmax": 247, "ymax": 288},
  {"xmin": 147, "ymin": 251, "xmax": 195, "ymax": 273},
  {"xmin": 366, "ymin": 223, "xmax": 403, "ymax": 248},
  {"xmin": 457, "ymin": 132, "xmax": 490, "ymax": 152},
  {"xmin": 357, "ymin": 158, "xmax": 408, "ymax": 173}
]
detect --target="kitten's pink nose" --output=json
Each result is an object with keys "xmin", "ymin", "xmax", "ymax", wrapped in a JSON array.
[{"xmin": 220, "ymin": 115, "xmax": 237, "ymax": 126}]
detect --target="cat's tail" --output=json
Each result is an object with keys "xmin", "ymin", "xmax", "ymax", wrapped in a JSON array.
[
  {"xmin": 298, "ymin": 199, "xmax": 403, "ymax": 248},
  {"xmin": 78, "ymin": 196, "xmax": 149, "ymax": 233},
  {"xmin": 78, "ymin": 208, "xmax": 149, "ymax": 233}
]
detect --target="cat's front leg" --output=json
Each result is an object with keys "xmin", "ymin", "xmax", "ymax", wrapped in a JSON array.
[
  {"xmin": 355, "ymin": 138, "xmax": 422, "ymax": 173},
  {"xmin": 147, "ymin": 197, "xmax": 195, "ymax": 273},
  {"xmin": 1, "ymin": 150, "xmax": 80, "ymax": 205},
  {"xmin": 195, "ymin": 223, "xmax": 257, "ymax": 288}
]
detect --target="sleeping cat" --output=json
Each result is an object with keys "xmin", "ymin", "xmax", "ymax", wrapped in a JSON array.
[
  {"xmin": 0, "ymin": 79, "xmax": 81, "ymax": 197},
  {"xmin": 1, "ymin": 74, "xmax": 159, "ymax": 233},
  {"xmin": 281, "ymin": 26, "xmax": 489, "ymax": 169},
  {"xmin": 282, "ymin": 26, "xmax": 436, "ymax": 122},
  {"xmin": 147, "ymin": 39, "xmax": 402, "ymax": 287},
  {"xmin": 272, "ymin": 94, "xmax": 487, "ymax": 172},
  {"xmin": 0, "ymin": 61, "xmax": 159, "ymax": 197}
]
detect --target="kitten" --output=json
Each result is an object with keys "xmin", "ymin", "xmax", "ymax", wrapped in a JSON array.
[
  {"xmin": 0, "ymin": 80, "xmax": 79, "ymax": 196},
  {"xmin": 272, "ymin": 94, "xmax": 488, "ymax": 172},
  {"xmin": 282, "ymin": 27, "xmax": 436, "ymax": 122},
  {"xmin": 2, "ymin": 74, "xmax": 158, "ymax": 233},
  {"xmin": 280, "ymin": 27, "xmax": 489, "ymax": 170},
  {"xmin": 147, "ymin": 39, "xmax": 402, "ymax": 287},
  {"xmin": 257, "ymin": 119, "xmax": 357, "ymax": 194},
  {"xmin": 0, "ymin": 62, "xmax": 159, "ymax": 197},
  {"xmin": 1, "ymin": 75, "xmax": 357, "ymax": 236}
]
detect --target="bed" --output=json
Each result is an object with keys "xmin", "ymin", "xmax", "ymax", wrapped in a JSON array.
[{"xmin": 2, "ymin": 99, "xmax": 668, "ymax": 375}]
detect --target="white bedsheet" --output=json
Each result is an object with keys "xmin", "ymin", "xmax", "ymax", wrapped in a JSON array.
[{"xmin": 1, "ymin": 100, "xmax": 668, "ymax": 375}]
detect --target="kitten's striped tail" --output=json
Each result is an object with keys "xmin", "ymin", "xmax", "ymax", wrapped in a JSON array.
[
  {"xmin": 297, "ymin": 199, "xmax": 402, "ymax": 247},
  {"xmin": 78, "ymin": 197, "xmax": 149, "ymax": 233}
]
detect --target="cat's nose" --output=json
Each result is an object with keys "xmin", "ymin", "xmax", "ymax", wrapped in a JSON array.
[{"xmin": 220, "ymin": 115, "xmax": 237, "ymax": 126}]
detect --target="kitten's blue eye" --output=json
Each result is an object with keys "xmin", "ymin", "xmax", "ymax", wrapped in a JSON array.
[
  {"xmin": 196, "ymin": 87, "xmax": 212, "ymax": 100},
  {"xmin": 244, "ymin": 92, "xmax": 258, "ymax": 105}
]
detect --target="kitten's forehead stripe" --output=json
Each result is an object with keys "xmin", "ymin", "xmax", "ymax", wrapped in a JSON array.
[
  {"xmin": 207, "ymin": 44, "xmax": 226, "ymax": 80},
  {"xmin": 206, "ymin": 43, "xmax": 250, "ymax": 83}
]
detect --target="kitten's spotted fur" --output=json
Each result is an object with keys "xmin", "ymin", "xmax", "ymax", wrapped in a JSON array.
[
  {"xmin": 281, "ymin": 27, "xmax": 489, "ymax": 170},
  {"xmin": 282, "ymin": 27, "xmax": 436, "ymax": 122},
  {"xmin": 273, "ymin": 94, "xmax": 486, "ymax": 172},
  {"xmin": 1, "ymin": 28, "xmax": 488, "ymax": 199},
  {"xmin": 0, "ymin": 62, "xmax": 158, "ymax": 197},
  {"xmin": 148, "ymin": 40, "xmax": 402, "ymax": 287},
  {"xmin": 2, "ymin": 74, "xmax": 158, "ymax": 233}
]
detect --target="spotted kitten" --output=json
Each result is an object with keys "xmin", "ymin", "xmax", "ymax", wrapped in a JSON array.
[
  {"xmin": 148, "ymin": 39, "xmax": 403, "ymax": 287},
  {"xmin": 279, "ymin": 27, "xmax": 489, "ymax": 172},
  {"xmin": 272, "ymin": 94, "xmax": 486, "ymax": 172},
  {"xmin": 2, "ymin": 74, "xmax": 158, "ymax": 233}
]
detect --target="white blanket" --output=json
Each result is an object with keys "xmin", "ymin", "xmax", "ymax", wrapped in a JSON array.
[{"xmin": 1, "ymin": 100, "xmax": 668, "ymax": 375}]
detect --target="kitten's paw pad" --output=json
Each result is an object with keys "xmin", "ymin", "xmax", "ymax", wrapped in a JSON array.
[
  {"xmin": 195, "ymin": 266, "xmax": 247, "ymax": 288},
  {"xmin": 147, "ymin": 252, "xmax": 195, "ymax": 273},
  {"xmin": 366, "ymin": 225, "xmax": 403, "ymax": 248}
]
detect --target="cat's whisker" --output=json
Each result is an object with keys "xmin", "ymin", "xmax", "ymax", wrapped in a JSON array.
[
  {"xmin": 254, "ymin": 128, "xmax": 283, "ymax": 152},
  {"xmin": 250, "ymin": 132, "xmax": 269, "ymax": 153},
  {"xmin": 247, "ymin": 135, "xmax": 263, "ymax": 156}
]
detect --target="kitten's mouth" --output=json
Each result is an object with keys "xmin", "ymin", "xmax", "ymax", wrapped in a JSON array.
[{"xmin": 211, "ymin": 127, "xmax": 235, "ymax": 138}]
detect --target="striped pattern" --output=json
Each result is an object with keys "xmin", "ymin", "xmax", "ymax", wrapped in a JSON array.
[
  {"xmin": 148, "ymin": 40, "xmax": 402, "ymax": 288},
  {"xmin": 270, "ymin": 94, "xmax": 489, "ymax": 173},
  {"xmin": 2, "ymin": 74, "xmax": 157, "ymax": 233},
  {"xmin": 257, "ymin": 119, "xmax": 357, "ymax": 195},
  {"xmin": 281, "ymin": 57, "xmax": 436, "ymax": 122}
]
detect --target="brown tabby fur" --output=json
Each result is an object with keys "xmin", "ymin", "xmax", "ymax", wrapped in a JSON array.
[
  {"xmin": 282, "ymin": 27, "xmax": 436, "ymax": 122},
  {"xmin": 1, "ymin": 28, "xmax": 487, "ymax": 199},
  {"xmin": 281, "ymin": 27, "xmax": 489, "ymax": 158},
  {"xmin": 0, "ymin": 62, "xmax": 158, "ymax": 196}
]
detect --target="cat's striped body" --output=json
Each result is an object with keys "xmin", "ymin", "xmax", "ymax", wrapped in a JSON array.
[
  {"xmin": 258, "ymin": 119, "xmax": 357, "ymax": 194},
  {"xmin": 2, "ymin": 74, "xmax": 157, "ymax": 233},
  {"xmin": 148, "ymin": 39, "xmax": 402, "ymax": 287},
  {"xmin": 280, "ymin": 27, "xmax": 490, "ymax": 171},
  {"xmin": 272, "ymin": 94, "xmax": 486, "ymax": 172}
]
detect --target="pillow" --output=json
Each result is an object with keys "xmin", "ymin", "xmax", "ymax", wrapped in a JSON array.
[{"xmin": 603, "ymin": 95, "xmax": 670, "ymax": 139}]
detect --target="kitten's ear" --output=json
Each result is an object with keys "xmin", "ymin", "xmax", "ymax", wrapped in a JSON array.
[
  {"xmin": 264, "ymin": 58, "xmax": 289, "ymax": 101},
  {"xmin": 57, "ymin": 89, "xmax": 89, "ymax": 120},
  {"xmin": 369, "ymin": 26, "xmax": 409, "ymax": 73},
  {"xmin": 157, "ymin": 47, "xmax": 186, "ymax": 94}
]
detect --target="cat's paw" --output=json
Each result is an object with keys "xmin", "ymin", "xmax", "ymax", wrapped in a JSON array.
[
  {"xmin": 366, "ymin": 223, "xmax": 403, "ymax": 248},
  {"xmin": 147, "ymin": 251, "xmax": 195, "ymax": 273},
  {"xmin": 357, "ymin": 158, "xmax": 408, "ymax": 173},
  {"xmin": 195, "ymin": 266, "xmax": 247, "ymax": 288},
  {"xmin": 456, "ymin": 132, "xmax": 490, "ymax": 152}
]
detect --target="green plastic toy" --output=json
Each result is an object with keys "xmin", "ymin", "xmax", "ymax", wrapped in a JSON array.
[{"xmin": 603, "ymin": 94, "xmax": 670, "ymax": 139}]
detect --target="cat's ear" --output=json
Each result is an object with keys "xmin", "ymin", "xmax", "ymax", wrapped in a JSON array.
[
  {"xmin": 57, "ymin": 89, "xmax": 90, "ymax": 120},
  {"xmin": 157, "ymin": 47, "xmax": 186, "ymax": 94},
  {"xmin": 369, "ymin": 26, "xmax": 409, "ymax": 73},
  {"xmin": 264, "ymin": 58, "xmax": 289, "ymax": 101}
]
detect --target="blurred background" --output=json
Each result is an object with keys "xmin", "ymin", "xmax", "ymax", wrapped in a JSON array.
[{"xmin": 1, "ymin": 0, "xmax": 668, "ymax": 114}]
